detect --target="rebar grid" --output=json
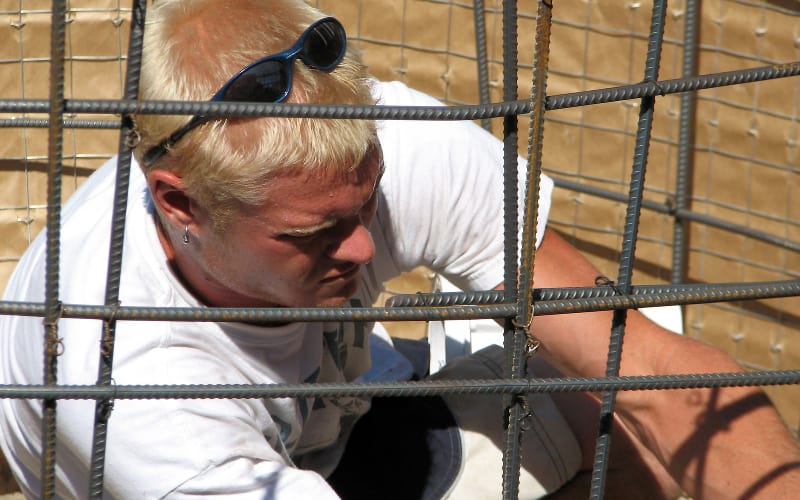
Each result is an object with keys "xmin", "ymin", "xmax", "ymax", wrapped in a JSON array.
[{"xmin": 0, "ymin": 1, "xmax": 799, "ymax": 499}]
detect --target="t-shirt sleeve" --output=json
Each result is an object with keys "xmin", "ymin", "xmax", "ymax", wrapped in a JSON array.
[
  {"xmin": 373, "ymin": 81, "xmax": 553, "ymax": 292},
  {"xmin": 107, "ymin": 399, "xmax": 341, "ymax": 499},
  {"xmin": 85, "ymin": 352, "xmax": 342, "ymax": 499}
]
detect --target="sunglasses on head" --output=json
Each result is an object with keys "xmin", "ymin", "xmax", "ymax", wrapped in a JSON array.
[{"xmin": 142, "ymin": 17, "xmax": 347, "ymax": 167}]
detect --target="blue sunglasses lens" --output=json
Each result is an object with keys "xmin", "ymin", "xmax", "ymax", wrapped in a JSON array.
[
  {"xmin": 301, "ymin": 19, "xmax": 346, "ymax": 71},
  {"xmin": 222, "ymin": 60, "xmax": 289, "ymax": 102},
  {"xmin": 221, "ymin": 18, "xmax": 345, "ymax": 102}
]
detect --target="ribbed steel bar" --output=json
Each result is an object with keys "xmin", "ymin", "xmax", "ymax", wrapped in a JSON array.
[
  {"xmin": 0, "ymin": 98, "xmax": 533, "ymax": 120},
  {"xmin": 2, "ymin": 62, "xmax": 797, "ymax": 119},
  {"xmin": 2, "ymin": 278, "xmax": 800, "ymax": 322},
  {"xmin": 0, "ymin": 370, "xmax": 799, "ymax": 400},
  {"xmin": 674, "ymin": 208, "xmax": 800, "ymax": 253},
  {"xmin": 42, "ymin": 0, "xmax": 68, "ymax": 497},
  {"xmin": 472, "ymin": 0, "xmax": 492, "ymax": 131},
  {"xmin": 500, "ymin": 0, "xmax": 519, "ymax": 310},
  {"xmin": 0, "ymin": 118, "xmax": 121, "ymax": 129},
  {"xmin": 517, "ymin": 0, "xmax": 552, "ymax": 349},
  {"xmin": 672, "ymin": 0, "xmax": 700, "ymax": 285},
  {"xmin": 548, "ymin": 177, "xmax": 800, "ymax": 254},
  {"xmin": 500, "ymin": 0, "xmax": 524, "ymax": 496},
  {"xmin": 385, "ymin": 279, "xmax": 800, "ymax": 307},
  {"xmin": 88, "ymin": 2, "xmax": 147, "ymax": 497},
  {"xmin": 545, "ymin": 61, "xmax": 800, "ymax": 110},
  {"xmin": 549, "ymin": 176, "xmax": 672, "ymax": 213},
  {"xmin": 591, "ymin": 2, "xmax": 668, "ymax": 497},
  {"xmin": 508, "ymin": 2, "xmax": 554, "ymax": 497}
]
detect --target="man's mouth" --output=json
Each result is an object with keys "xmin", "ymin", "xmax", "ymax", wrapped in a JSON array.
[{"xmin": 319, "ymin": 264, "xmax": 360, "ymax": 284}]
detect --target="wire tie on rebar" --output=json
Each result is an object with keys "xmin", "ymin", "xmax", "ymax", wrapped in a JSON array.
[
  {"xmin": 98, "ymin": 379, "xmax": 117, "ymax": 418},
  {"xmin": 46, "ymin": 337, "xmax": 65, "ymax": 358},
  {"xmin": 595, "ymin": 275, "xmax": 622, "ymax": 295},
  {"xmin": 511, "ymin": 314, "xmax": 541, "ymax": 358},
  {"xmin": 511, "ymin": 317, "xmax": 530, "ymax": 329},
  {"xmin": 517, "ymin": 394, "xmax": 533, "ymax": 431},
  {"xmin": 665, "ymin": 196, "xmax": 677, "ymax": 215},
  {"xmin": 43, "ymin": 300, "xmax": 65, "ymax": 357},
  {"xmin": 595, "ymin": 275, "xmax": 639, "ymax": 312},
  {"xmin": 123, "ymin": 114, "xmax": 141, "ymax": 149},
  {"xmin": 415, "ymin": 290, "xmax": 433, "ymax": 307},
  {"xmin": 525, "ymin": 336, "xmax": 541, "ymax": 357},
  {"xmin": 101, "ymin": 301, "xmax": 122, "ymax": 357},
  {"xmin": 42, "ymin": 300, "xmax": 64, "ymax": 329},
  {"xmin": 649, "ymin": 80, "xmax": 666, "ymax": 96}
]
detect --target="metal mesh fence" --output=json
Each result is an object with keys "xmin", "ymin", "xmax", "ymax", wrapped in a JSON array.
[{"xmin": 0, "ymin": 0, "xmax": 799, "ymax": 498}]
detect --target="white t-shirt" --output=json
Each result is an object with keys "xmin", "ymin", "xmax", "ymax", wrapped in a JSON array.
[{"xmin": 0, "ymin": 80, "xmax": 553, "ymax": 499}]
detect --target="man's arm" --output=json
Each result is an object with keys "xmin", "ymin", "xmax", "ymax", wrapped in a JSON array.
[{"xmin": 517, "ymin": 228, "xmax": 800, "ymax": 499}]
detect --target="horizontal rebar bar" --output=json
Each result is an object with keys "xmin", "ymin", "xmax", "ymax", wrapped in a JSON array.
[
  {"xmin": 549, "ymin": 177, "xmax": 800, "ymax": 254},
  {"xmin": 550, "ymin": 176, "xmax": 671, "ymax": 213},
  {"xmin": 675, "ymin": 209, "xmax": 800, "ymax": 253},
  {"xmin": 0, "ymin": 370, "xmax": 798, "ymax": 400},
  {"xmin": 385, "ymin": 279, "xmax": 800, "ymax": 307},
  {"xmin": 1, "ymin": 279, "xmax": 798, "ymax": 323},
  {"xmin": 0, "ymin": 62, "xmax": 796, "ymax": 121},
  {"xmin": 0, "ymin": 118, "xmax": 120, "ymax": 129}
]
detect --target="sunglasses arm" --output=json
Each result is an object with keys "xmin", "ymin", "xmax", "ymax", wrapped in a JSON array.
[{"xmin": 142, "ymin": 115, "xmax": 211, "ymax": 167}]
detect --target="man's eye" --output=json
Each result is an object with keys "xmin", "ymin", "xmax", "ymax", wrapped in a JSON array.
[
  {"xmin": 281, "ymin": 233, "xmax": 318, "ymax": 243},
  {"xmin": 362, "ymin": 192, "xmax": 378, "ymax": 213}
]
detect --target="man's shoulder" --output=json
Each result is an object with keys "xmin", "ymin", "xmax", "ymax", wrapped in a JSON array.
[
  {"xmin": 371, "ymin": 80, "xmax": 446, "ymax": 107},
  {"xmin": 4, "ymin": 156, "xmax": 150, "ymax": 302}
]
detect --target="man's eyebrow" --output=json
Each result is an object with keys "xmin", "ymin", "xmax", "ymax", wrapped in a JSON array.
[
  {"xmin": 282, "ymin": 219, "xmax": 337, "ymax": 237},
  {"xmin": 370, "ymin": 157, "xmax": 385, "ymax": 194},
  {"xmin": 376, "ymin": 157, "xmax": 386, "ymax": 185}
]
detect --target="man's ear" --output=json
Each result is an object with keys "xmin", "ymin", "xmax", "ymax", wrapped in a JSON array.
[{"xmin": 147, "ymin": 169, "xmax": 195, "ymax": 230}]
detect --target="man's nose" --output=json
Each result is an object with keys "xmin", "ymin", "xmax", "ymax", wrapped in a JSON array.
[{"xmin": 326, "ymin": 223, "xmax": 375, "ymax": 265}]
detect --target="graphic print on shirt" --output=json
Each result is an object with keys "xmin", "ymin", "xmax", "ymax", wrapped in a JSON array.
[
  {"xmin": 321, "ymin": 298, "xmax": 367, "ymax": 371},
  {"xmin": 323, "ymin": 328, "xmax": 346, "ymax": 371},
  {"xmin": 299, "ymin": 367, "xmax": 320, "ymax": 420}
]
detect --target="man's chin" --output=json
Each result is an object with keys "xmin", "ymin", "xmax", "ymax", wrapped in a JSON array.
[
  {"xmin": 314, "ymin": 296, "xmax": 351, "ymax": 308},
  {"xmin": 280, "ymin": 291, "xmax": 351, "ymax": 308},
  {"xmin": 312, "ymin": 280, "xmax": 359, "ymax": 308}
]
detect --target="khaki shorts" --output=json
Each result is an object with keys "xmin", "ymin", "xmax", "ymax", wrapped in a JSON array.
[{"xmin": 328, "ymin": 345, "xmax": 581, "ymax": 499}]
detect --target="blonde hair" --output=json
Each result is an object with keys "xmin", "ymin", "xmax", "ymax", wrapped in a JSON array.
[{"xmin": 134, "ymin": 0, "xmax": 377, "ymax": 228}]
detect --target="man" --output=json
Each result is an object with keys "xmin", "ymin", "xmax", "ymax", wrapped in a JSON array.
[{"xmin": 1, "ymin": 0, "xmax": 798, "ymax": 498}]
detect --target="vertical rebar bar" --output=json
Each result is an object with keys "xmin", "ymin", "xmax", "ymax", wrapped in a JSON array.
[
  {"xmin": 518, "ymin": 0, "xmax": 553, "ymax": 347},
  {"xmin": 41, "ymin": 0, "xmax": 68, "ymax": 497},
  {"xmin": 88, "ymin": 1, "xmax": 148, "ymax": 497},
  {"xmin": 671, "ymin": 0, "xmax": 700, "ymax": 285},
  {"xmin": 512, "ymin": 2, "xmax": 554, "ymax": 496},
  {"xmin": 500, "ymin": 0, "xmax": 523, "ymax": 497},
  {"xmin": 473, "ymin": 0, "xmax": 492, "ymax": 132},
  {"xmin": 589, "ymin": 1, "xmax": 668, "ymax": 498}
]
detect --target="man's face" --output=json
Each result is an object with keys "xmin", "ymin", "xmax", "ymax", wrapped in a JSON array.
[{"xmin": 189, "ymin": 149, "xmax": 382, "ymax": 308}]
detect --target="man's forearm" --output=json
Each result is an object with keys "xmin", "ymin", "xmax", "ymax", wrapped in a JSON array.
[{"xmin": 525, "ymin": 228, "xmax": 800, "ymax": 498}]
